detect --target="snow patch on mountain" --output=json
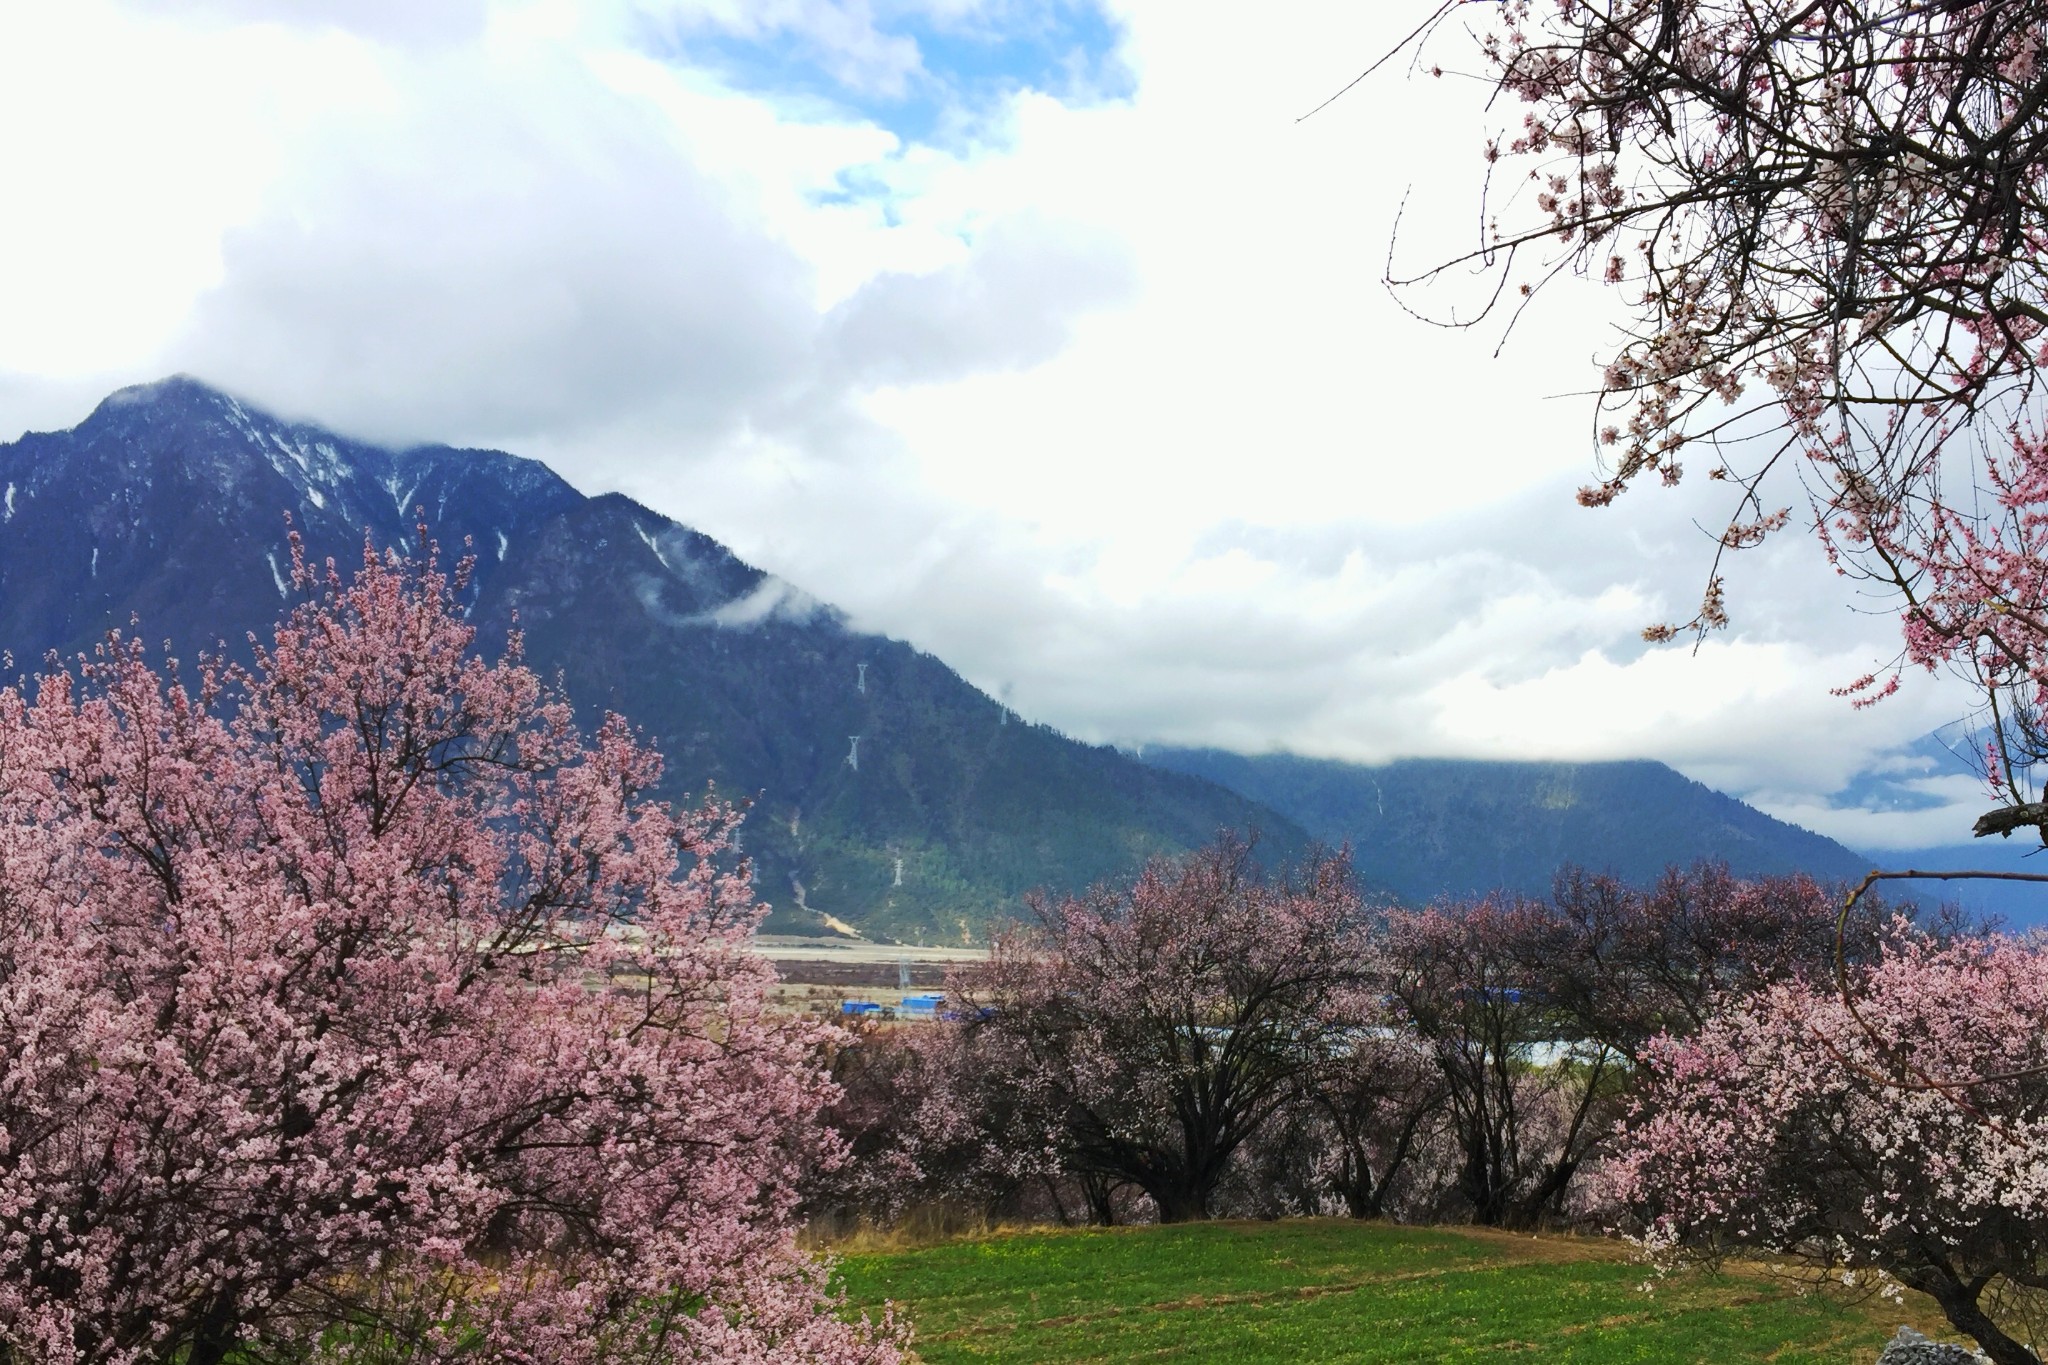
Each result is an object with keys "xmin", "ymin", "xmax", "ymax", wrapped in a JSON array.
[
  {"xmin": 380, "ymin": 472, "xmax": 426, "ymax": 519},
  {"xmin": 635, "ymin": 523, "xmax": 671, "ymax": 572}
]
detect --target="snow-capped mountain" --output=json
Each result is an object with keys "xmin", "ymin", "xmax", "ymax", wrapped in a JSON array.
[{"xmin": 0, "ymin": 377, "xmax": 1303, "ymax": 941}]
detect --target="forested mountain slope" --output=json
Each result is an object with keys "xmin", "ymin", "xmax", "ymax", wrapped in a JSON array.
[
  {"xmin": 1139, "ymin": 748, "xmax": 1873, "ymax": 901},
  {"xmin": 0, "ymin": 378, "xmax": 1302, "ymax": 940}
]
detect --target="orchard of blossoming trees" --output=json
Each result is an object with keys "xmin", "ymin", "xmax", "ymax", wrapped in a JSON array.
[
  {"xmin": 814, "ymin": 858, "xmax": 1910, "ymax": 1233},
  {"xmin": 1, "ymin": 521, "xmax": 2025, "ymax": 1365},
  {"xmin": 4, "ymin": 535, "xmax": 2037, "ymax": 1365},
  {"xmin": 0, "ymin": 538, "xmax": 902, "ymax": 1365},
  {"xmin": 808, "ymin": 851, "xmax": 2048, "ymax": 1359}
]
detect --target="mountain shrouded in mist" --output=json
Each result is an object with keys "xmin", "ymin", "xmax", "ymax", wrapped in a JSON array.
[
  {"xmin": 0, "ymin": 377, "xmax": 1303, "ymax": 941},
  {"xmin": 1136, "ymin": 749, "xmax": 1875, "ymax": 902},
  {"xmin": 0, "ymin": 377, "xmax": 1884, "ymax": 935}
]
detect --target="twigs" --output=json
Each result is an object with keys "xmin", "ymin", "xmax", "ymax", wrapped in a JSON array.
[
  {"xmin": 1299, "ymin": 0, "xmax": 1466, "ymax": 123},
  {"xmin": 1396, "ymin": 3, "xmax": 2048, "ymax": 780}
]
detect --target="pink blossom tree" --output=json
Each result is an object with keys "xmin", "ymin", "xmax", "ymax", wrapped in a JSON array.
[
  {"xmin": 1382, "ymin": 0, "xmax": 2048, "ymax": 834},
  {"xmin": 1384, "ymin": 897, "xmax": 1626, "ymax": 1228},
  {"xmin": 1287, "ymin": 1027, "xmax": 1447, "ymax": 1222},
  {"xmin": 808, "ymin": 1017, "xmax": 1064, "ymax": 1231},
  {"xmin": 950, "ymin": 837, "xmax": 1376, "ymax": 1224},
  {"xmin": 1616, "ymin": 928, "xmax": 2048, "ymax": 1364},
  {"xmin": 0, "ymin": 538, "xmax": 902, "ymax": 1365},
  {"xmin": 1538, "ymin": 864, "xmax": 1903, "ymax": 1057},
  {"xmin": 1369, "ymin": 7, "xmax": 2048, "ymax": 1345}
]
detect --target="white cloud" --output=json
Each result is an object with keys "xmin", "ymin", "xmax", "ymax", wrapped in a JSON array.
[
  {"xmin": 825, "ymin": 213, "xmax": 1136, "ymax": 385},
  {"xmin": 1754, "ymin": 773, "xmax": 1989, "ymax": 854},
  {"xmin": 118, "ymin": 0, "xmax": 493, "ymax": 46},
  {"xmin": 171, "ymin": 43, "xmax": 823, "ymax": 446}
]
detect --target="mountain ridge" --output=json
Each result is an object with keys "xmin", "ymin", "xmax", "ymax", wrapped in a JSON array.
[
  {"xmin": 1136, "ymin": 747, "xmax": 1875, "ymax": 902},
  {"xmin": 1, "ymin": 376, "xmax": 1889, "ymax": 932},
  {"xmin": 0, "ymin": 377, "xmax": 1309, "ymax": 941}
]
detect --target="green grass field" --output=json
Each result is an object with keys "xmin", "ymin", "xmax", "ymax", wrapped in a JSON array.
[{"xmin": 835, "ymin": 1220, "xmax": 1918, "ymax": 1364}]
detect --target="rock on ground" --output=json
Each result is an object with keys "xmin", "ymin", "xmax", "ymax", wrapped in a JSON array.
[{"xmin": 1875, "ymin": 1325, "xmax": 1991, "ymax": 1364}]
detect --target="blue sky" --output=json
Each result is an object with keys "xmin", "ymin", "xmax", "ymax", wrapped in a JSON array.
[{"xmin": 641, "ymin": 2, "xmax": 1133, "ymax": 148}]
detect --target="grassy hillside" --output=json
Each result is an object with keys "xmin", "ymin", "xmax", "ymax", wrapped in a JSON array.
[{"xmin": 836, "ymin": 1221, "xmax": 1924, "ymax": 1363}]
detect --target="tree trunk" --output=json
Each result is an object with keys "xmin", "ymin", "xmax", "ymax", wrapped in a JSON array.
[
  {"xmin": 1042, "ymin": 1174, "xmax": 1074, "ymax": 1227},
  {"xmin": 177, "ymin": 1290, "xmax": 244, "ymax": 1365},
  {"xmin": 1149, "ymin": 1184, "xmax": 1211, "ymax": 1223},
  {"xmin": 1459, "ymin": 1142, "xmax": 1510, "ymax": 1227},
  {"xmin": 1334, "ymin": 1147, "xmax": 1382, "ymax": 1220},
  {"xmin": 1340, "ymin": 1180, "xmax": 1381, "ymax": 1221},
  {"xmin": 1080, "ymin": 1172, "xmax": 1119, "ymax": 1227},
  {"xmin": 1925, "ymin": 1276, "xmax": 2041, "ymax": 1365}
]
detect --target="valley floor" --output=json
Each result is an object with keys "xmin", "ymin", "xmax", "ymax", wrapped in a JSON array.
[{"xmin": 833, "ymin": 1220, "xmax": 1932, "ymax": 1364}]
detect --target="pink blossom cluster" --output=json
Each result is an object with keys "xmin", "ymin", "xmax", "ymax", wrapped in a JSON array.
[
  {"xmin": 1616, "ymin": 927, "xmax": 2048, "ymax": 1363},
  {"xmin": 0, "ymin": 539, "xmax": 903, "ymax": 1365}
]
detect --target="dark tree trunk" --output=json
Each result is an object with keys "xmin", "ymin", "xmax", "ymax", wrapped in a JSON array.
[
  {"xmin": 1511, "ymin": 1156, "xmax": 1578, "ymax": 1229},
  {"xmin": 1459, "ymin": 1140, "xmax": 1511, "ymax": 1227},
  {"xmin": 1923, "ymin": 1276, "xmax": 2041, "ymax": 1365},
  {"xmin": 1146, "ymin": 1140, "xmax": 1236, "ymax": 1223},
  {"xmin": 1080, "ymin": 1172, "xmax": 1120, "ymax": 1227},
  {"xmin": 177, "ymin": 1289, "xmax": 244, "ymax": 1365},
  {"xmin": 1340, "ymin": 1179, "xmax": 1381, "ymax": 1221},
  {"xmin": 1332, "ymin": 1145, "xmax": 1382, "ymax": 1220},
  {"xmin": 1150, "ymin": 1186, "xmax": 1210, "ymax": 1223},
  {"xmin": 1042, "ymin": 1174, "xmax": 1075, "ymax": 1227}
]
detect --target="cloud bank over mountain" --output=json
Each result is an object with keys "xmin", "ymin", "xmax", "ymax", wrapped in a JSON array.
[{"xmin": 0, "ymin": 1, "xmax": 1984, "ymax": 850}]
